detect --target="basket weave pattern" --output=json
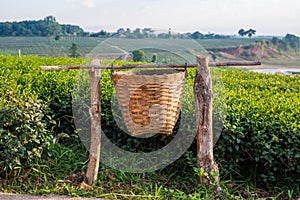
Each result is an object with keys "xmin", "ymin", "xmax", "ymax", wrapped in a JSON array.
[{"xmin": 112, "ymin": 69, "xmax": 186, "ymax": 136}]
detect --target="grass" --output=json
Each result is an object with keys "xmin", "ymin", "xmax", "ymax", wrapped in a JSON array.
[{"xmin": 0, "ymin": 137, "xmax": 299, "ymax": 199}]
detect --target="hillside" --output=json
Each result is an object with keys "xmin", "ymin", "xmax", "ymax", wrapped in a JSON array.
[
  {"xmin": 208, "ymin": 41, "xmax": 284, "ymax": 60},
  {"xmin": 208, "ymin": 34, "xmax": 300, "ymax": 64}
]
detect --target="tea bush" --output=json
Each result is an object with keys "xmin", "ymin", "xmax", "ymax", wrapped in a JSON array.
[
  {"xmin": 0, "ymin": 55, "xmax": 85, "ymax": 173},
  {"xmin": 215, "ymin": 69, "xmax": 300, "ymax": 183},
  {"xmin": 0, "ymin": 98, "xmax": 53, "ymax": 173}
]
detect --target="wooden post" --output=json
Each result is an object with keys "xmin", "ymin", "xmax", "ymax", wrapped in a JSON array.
[
  {"xmin": 85, "ymin": 67, "xmax": 101, "ymax": 185},
  {"xmin": 194, "ymin": 55, "xmax": 220, "ymax": 190}
]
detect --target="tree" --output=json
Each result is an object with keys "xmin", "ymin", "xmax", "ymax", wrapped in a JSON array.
[
  {"xmin": 69, "ymin": 43, "xmax": 80, "ymax": 58},
  {"xmin": 43, "ymin": 16, "xmax": 62, "ymax": 36},
  {"xmin": 238, "ymin": 29, "xmax": 246, "ymax": 37},
  {"xmin": 211, "ymin": 54, "xmax": 217, "ymax": 61},
  {"xmin": 61, "ymin": 24, "xmax": 85, "ymax": 36},
  {"xmin": 117, "ymin": 28, "xmax": 125, "ymax": 35},
  {"xmin": 142, "ymin": 28, "xmax": 154, "ymax": 38},
  {"xmin": 205, "ymin": 32, "xmax": 215, "ymax": 39},
  {"xmin": 191, "ymin": 31, "xmax": 204, "ymax": 39},
  {"xmin": 132, "ymin": 50, "xmax": 145, "ymax": 62},
  {"xmin": 151, "ymin": 53, "xmax": 157, "ymax": 63},
  {"xmin": 246, "ymin": 29, "xmax": 256, "ymax": 38},
  {"xmin": 124, "ymin": 28, "xmax": 131, "ymax": 37},
  {"xmin": 133, "ymin": 28, "xmax": 143, "ymax": 38},
  {"xmin": 157, "ymin": 33, "xmax": 171, "ymax": 39},
  {"xmin": 44, "ymin": 16, "xmax": 57, "ymax": 23},
  {"xmin": 55, "ymin": 35, "xmax": 60, "ymax": 40},
  {"xmin": 284, "ymin": 33, "xmax": 299, "ymax": 49},
  {"xmin": 238, "ymin": 28, "xmax": 256, "ymax": 38},
  {"xmin": 271, "ymin": 37, "xmax": 280, "ymax": 45},
  {"xmin": 90, "ymin": 30, "xmax": 109, "ymax": 37}
]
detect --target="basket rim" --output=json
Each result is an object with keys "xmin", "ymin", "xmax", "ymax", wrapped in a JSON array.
[{"xmin": 112, "ymin": 69, "xmax": 186, "ymax": 76}]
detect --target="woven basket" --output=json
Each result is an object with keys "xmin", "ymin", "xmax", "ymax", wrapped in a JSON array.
[{"xmin": 112, "ymin": 69, "xmax": 186, "ymax": 136}]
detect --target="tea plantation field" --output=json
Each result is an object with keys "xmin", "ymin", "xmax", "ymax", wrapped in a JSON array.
[
  {"xmin": 0, "ymin": 55, "xmax": 299, "ymax": 199},
  {"xmin": 0, "ymin": 37, "xmax": 261, "ymax": 56}
]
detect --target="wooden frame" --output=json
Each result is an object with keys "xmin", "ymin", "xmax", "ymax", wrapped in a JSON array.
[{"xmin": 41, "ymin": 57, "xmax": 261, "ymax": 188}]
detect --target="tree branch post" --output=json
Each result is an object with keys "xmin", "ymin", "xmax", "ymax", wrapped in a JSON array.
[
  {"xmin": 85, "ymin": 67, "xmax": 101, "ymax": 185},
  {"xmin": 194, "ymin": 55, "xmax": 220, "ymax": 190}
]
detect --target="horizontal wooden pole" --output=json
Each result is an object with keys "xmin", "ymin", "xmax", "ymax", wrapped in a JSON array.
[
  {"xmin": 209, "ymin": 60, "xmax": 261, "ymax": 66},
  {"xmin": 40, "ymin": 61, "xmax": 261, "ymax": 71}
]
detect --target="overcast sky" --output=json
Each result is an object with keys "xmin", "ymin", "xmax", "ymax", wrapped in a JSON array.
[{"xmin": 1, "ymin": 0, "xmax": 299, "ymax": 36}]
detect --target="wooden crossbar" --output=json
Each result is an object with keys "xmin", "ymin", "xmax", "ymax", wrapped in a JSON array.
[{"xmin": 40, "ymin": 60, "xmax": 261, "ymax": 70}]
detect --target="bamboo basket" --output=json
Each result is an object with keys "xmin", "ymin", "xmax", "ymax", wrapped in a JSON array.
[{"xmin": 112, "ymin": 69, "xmax": 186, "ymax": 136}]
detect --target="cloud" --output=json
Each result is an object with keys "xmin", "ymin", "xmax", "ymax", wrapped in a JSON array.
[{"xmin": 82, "ymin": 0, "xmax": 95, "ymax": 8}]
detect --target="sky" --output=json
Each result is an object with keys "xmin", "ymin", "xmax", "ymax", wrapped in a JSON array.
[{"xmin": 1, "ymin": 0, "xmax": 300, "ymax": 36}]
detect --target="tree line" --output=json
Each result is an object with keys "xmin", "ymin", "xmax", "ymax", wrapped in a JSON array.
[
  {"xmin": 0, "ymin": 16, "xmax": 229, "ymax": 39},
  {"xmin": 2, "ymin": 15, "xmax": 298, "ymax": 47},
  {"xmin": 90, "ymin": 28, "xmax": 230, "ymax": 39},
  {"xmin": 0, "ymin": 16, "xmax": 87, "ymax": 37}
]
